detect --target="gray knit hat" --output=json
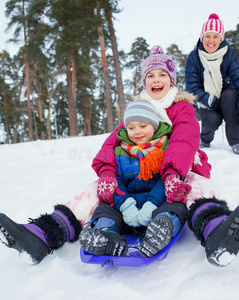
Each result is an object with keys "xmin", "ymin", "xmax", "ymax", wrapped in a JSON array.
[{"xmin": 124, "ymin": 99, "xmax": 160, "ymax": 130}]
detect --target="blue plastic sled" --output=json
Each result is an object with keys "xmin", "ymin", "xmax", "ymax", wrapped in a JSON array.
[{"xmin": 80, "ymin": 225, "xmax": 185, "ymax": 267}]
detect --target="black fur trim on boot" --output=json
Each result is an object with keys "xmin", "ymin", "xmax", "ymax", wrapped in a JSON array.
[
  {"xmin": 54, "ymin": 205, "xmax": 82, "ymax": 242},
  {"xmin": 32, "ymin": 205, "xmax": 82, "ymax": 249},
  {"xmin": 31, "ymin": 214, "xmax": 65, "ymax": 250},
  {"xmin": 187, "ymin": 197, "xmax": 230, "ymax": 245}
]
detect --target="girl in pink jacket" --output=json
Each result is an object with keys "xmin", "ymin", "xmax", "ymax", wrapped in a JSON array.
[{"xmin": 92, "ymin": 46, "xmax": 239, "ymax": 267}]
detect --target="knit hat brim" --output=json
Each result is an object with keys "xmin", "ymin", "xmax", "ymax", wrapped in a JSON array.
[{"xmin": 124, "ymin": 99, "xmax": 160, "ymax": 130}]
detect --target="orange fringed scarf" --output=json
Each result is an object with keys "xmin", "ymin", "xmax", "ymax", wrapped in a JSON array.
[{"xmin": 120, "ymin": 136, "xmax": 168, "ymax": 181}]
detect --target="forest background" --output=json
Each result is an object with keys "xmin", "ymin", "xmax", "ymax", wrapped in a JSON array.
[{"xmin": 0, "ymin": 0, "xmax": 239, "ymax": 144}]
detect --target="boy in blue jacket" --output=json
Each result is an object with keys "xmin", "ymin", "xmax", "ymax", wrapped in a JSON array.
[{"xmin": 79, "ymin": 99, "xmax": 189, "ymax": 257}]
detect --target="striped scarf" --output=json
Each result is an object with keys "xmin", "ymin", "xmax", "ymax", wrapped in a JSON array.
[{"xmin": 121, "ymin": 136, "xmax": 168, "ymax": 181}]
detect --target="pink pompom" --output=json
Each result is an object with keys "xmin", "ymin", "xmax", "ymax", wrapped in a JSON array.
[
  {"xmin": 150, "ymin": 45, "xmax": 164, "ymax": 56},
  {"xmin": 208, "ymin": 13, "xmax": 219, "ymax": 20}
]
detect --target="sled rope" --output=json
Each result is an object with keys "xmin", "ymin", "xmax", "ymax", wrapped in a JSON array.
[{"xmin": 101, "ymin": 259, "xmax": 115, "ymax": 267}]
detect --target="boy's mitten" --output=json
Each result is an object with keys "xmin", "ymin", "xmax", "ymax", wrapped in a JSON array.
[
  {"xmin": 120, "ymin": 198, "xmax": 140, "ymax": 227},
  {"xmin": 137, "ymin": 202, "xmax": 158, "ymax": 227},
  {"xmin": 97, "ymin": 170, "xmax": 125, "ymax": 206},
  {"xmin": 165, "ymin": 174, "xmax": 191, "ymax": 204}
]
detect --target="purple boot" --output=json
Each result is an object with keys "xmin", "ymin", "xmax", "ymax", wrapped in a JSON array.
[
  {"xmin": 187, "ymin": 197, "xmax": 239, "ymax": 267},
  {"xmin": 0, "ymin": 205, "xmax": 82, "ymax": 264}
]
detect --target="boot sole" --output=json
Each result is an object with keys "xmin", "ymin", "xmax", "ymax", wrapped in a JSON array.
[
  {"xmin": 206, "ymin": 205, "xmax": 239, "ymax": 267},
  {"xmin": 79, "ymin": 229, "xmax": 128, "ymax": 256},
  {"xmin": 0, "ymin": 213, "xmax": 50, "ymax": 264},
  {"xmin": 139, "ymin": 215, "xmax": 173, "ymax": 258}
]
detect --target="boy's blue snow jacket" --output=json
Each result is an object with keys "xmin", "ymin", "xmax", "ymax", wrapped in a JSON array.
[{"xmin": 113, "ymin": 122, "xmax": 172, "ymax": 211}]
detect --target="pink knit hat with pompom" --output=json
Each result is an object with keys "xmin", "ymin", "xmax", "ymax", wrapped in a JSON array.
[
  {"xmin": 200, "ymin": 13, "xmax": 224, "ymax": 41},
  {"xmin": 141, "ymin": 46, "xmax": 176, "ymax": 86}
]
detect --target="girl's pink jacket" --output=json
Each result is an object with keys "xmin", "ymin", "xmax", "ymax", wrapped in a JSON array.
[{"xmin": 92, "ymin": 93, "xmax": 211, "ymax": 181}]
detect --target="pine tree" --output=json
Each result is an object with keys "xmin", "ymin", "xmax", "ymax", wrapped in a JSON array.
[
  {"xmin": 126, "ymin": 37, "xmax": 150, "ymax": 97},
  {"xmin": 103, "ymin": 0, "xmax": 125, "ymax": 123},
  {"xmin": 96, "ymin": 1, "xmax": 114, "ymax": 132},
  {"xmin": 0, "ymin": 51, "xmax": 23, "ymax": 143},
  {"xmin": 225, "ymin": 23, "xmax": 239, "ymax": 58},
  {"xmin": 5, "ymin": 0, "xmax": 34, "ymax": 140},
  {"xmin": 165, "ymin": 44, "xmax": 187, "ymax": 90}
]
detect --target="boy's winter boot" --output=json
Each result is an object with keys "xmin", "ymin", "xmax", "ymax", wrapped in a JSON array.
[
  {"xmin": 139, "ymin": 214, "xmax": 173, "ymax": 258},
  {"xmin": 0, "ymin": 205, "xmax": 82, "ymax": 264},
  {"xmin": 139, "ymin": 202, "xmax": 186, "ymax": 258},
  {"xmin": 79, "ymin": 217, "xmax": 128, "ymax": 256},
  {"xmin": 187, "ymin": 197, "xmax": 239, "ymax": 267}
]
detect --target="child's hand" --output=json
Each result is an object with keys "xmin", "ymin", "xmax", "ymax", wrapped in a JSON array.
[
  {"xmin": 97, "ymin": 170, "xmax": 125, "ymax": 206},
  {"xmin": 164, "ymin": 174, "xmax": 192, "ymax": 204},
  {"xmin": 137, "ymin": 202, "xmax": 157, "ymax": 226},
  {"xmin": 120, "ymin": 198, "xmax": 141, "ymax": 227}
]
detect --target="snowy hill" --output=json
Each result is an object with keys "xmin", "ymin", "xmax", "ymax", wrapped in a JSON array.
[{"xmin": 0, "ymin": 125, "xmax": 239, "ymax": 300}]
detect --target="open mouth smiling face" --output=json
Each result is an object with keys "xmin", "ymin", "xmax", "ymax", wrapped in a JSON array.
[
  {"xmin": 145, "ymin": 70, "xmax": 172, "ymax": 100},
  {"xmin": 202, "ymin": 32, "xmax": 221, "ymax": 54}
]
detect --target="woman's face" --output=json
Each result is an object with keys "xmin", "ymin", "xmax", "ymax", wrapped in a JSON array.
[
  {"xmin": 202, "ymin": 32, "xmax": 222, "ymax": 54},
  {"xmin": 144, "ymin": 69, "xmax": 172, "ymax": 100}
]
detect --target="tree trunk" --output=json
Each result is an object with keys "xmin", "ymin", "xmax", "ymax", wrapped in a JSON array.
[
  {"xmin": 38, "ymin": 98, "xmax": 45, "ymax": 140},
  {"xmin": 3, "ymin": 85, "xmax": 10, "ymax": 144},
  {"xmin": 72, "ymin": 54, "xmax": 79, "ymax": 135},
  {"xmin": 22, "ymin": 1, "xmax": 33, "ymax": 141},
  {"xmin": 106, "ymin": 8, "xmax": 125, "ymax": 124},
  {"xmin": 13, "ymin": 122, "xmax": 18, "ymax": 143},
  {"xmin": 97, "ymin": 3, "xmax": 114, "ymax": 132},
  {"xmin": 47, "ymin": 101, "xmax": 52, "ymax": 140},
  {"xmin": 66, "ymin": 58, "xmax": 78, "ymax": 136},
  {"xmin": 66, "ymin": 59, "xmax": 74, "ymax": 136},
  {"xmin": 33, "ymin": 64, "xmax": 45, "ymax": 140},
  {"xmin": 82, "ymin": 93, "xmax": 92, "ymax": 136},
  {"xmin": 33, "ymin": 110, "xmax": 38, "ymax": 140}
]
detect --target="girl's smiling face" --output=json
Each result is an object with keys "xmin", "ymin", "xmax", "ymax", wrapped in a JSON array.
[
  {"xmin": 127, "ymin": 122, "xmax": 155, "ymax": 145},
  {"xmin": 202, "ymin": 32, "xmax": 222, "ymax": 53},
  {"xmin": 144, "ymin": 69, "xmax": 172, "ymax": 100}
]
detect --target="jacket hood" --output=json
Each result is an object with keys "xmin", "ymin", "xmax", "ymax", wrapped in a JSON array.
[{"xmin": 173, "ymin": 91, "xmax": 197, "ymax": 105}]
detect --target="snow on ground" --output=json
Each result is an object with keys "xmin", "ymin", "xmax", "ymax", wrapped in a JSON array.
[{"xmin": 0, "ymin": 124, "xmax": 239, "ymax": 300}]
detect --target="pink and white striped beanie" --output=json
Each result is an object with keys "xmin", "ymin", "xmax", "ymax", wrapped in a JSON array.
[{"xmin": 200, "ymin": 13, "xmax": 224, "ymax": 41}]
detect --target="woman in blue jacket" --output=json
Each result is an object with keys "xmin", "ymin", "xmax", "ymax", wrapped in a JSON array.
[{"xmin": 185, "ymin": 13, "xmax": 239, "ymax": 154}]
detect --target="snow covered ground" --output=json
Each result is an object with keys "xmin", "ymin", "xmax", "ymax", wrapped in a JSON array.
[{"xmin": 0, "ymin": 124, "xmax": 239, "ymax": 300}]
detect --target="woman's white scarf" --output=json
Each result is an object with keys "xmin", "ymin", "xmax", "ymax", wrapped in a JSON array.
[
  {"xmin": 198, "ymin": 46, "xmax": 228, "ymax": 105},
  {"xmin": 140, "ymin": 86, "xmax": 178, "ymax": 126}
]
